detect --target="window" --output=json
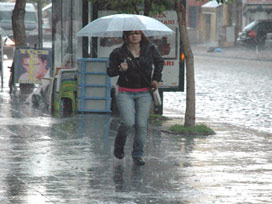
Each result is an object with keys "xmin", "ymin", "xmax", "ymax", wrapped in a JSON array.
[{"xmin": 189, "ymin": 6, "xmax": 198, "ymax": 28}]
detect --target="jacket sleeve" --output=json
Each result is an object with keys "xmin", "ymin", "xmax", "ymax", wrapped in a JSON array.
[
  {"xmin": 107, "ymin": 49, "xmax": 120, "ymax": 77},
  {"xmin": 151, "ymin": 45, "xmax": 164, "ymax": 82}
]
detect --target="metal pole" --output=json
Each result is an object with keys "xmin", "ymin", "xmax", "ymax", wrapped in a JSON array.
[
  {"xmin": 38, "ymin": 0, "xmax": 43, "ymax": 48},
  {"xmin": 82, "ymin": 0, "xmax": 89, "ymax": 58},
  {"xmin": 91, "ymin": 1, "xmax": 98, "ymax": 58}
]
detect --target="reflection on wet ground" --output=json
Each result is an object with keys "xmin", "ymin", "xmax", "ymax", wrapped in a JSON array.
[
  {"xmin": 1, "ymin": 101, "xmax": 272, "ymax": 203},
  {"xmin": 0, "ymin": 58, "xmax": 272, "ymax": 203}
]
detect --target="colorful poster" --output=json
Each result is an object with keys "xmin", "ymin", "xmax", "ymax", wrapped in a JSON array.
[{"xmin": 15, "ymin": 48, "xmax": 52, "ymax": 84}]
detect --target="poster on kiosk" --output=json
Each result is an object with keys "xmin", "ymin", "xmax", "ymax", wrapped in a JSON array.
[
  {"xmin": 15, "ymin": 48, "xmax": 52, "ymax": 84},
  {"xmin": 97, "ymin": 10, "xmax": 180, "ymax": 89}
]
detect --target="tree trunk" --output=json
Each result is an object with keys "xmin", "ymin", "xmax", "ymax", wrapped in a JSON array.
[
  {"xmin": 144, "ymin": 0, "xmax": 152, "ymax": 16},
  {"xmin": 12, "ymin": 0, "xmax": 27, "ymax": 47},
  {"xmin": 175, "ymin": 0, "xmax": 196, "ymax": 127}
]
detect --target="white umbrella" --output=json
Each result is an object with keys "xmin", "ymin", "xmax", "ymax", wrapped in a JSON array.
[{"xmin": 77, "ymin": 13, "xmax": 174, "ymax": 37}]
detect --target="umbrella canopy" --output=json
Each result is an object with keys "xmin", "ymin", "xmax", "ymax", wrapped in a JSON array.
[{"xmin": 77, "ymin": 14, "xmax": 174, "ymax": 37}]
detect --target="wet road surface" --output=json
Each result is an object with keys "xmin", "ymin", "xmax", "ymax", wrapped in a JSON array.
[
  {"xmin": 0, "ymin": 56, "xmax": 272, "ymax": 203},
  {"xmin": 165, "ymin": 55, "xmax": 272, "ymax": 134}
]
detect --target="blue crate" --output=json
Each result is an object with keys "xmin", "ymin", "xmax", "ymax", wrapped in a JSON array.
[{"xmin": 77, "ymin": 58, "xmax": 111, "ymax": 113}]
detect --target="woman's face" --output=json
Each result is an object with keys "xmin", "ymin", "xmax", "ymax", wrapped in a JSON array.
[{"xmin": 127, "ymin": 31, "xmax": 142, "ymax": 44}]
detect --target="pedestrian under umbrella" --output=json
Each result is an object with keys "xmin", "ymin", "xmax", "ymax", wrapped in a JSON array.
[{"xmin": 107, "ymin": 30, "xmax": 164, "ymax": 165}]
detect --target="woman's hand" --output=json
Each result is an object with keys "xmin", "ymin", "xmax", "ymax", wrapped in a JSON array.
[
  {"xmin": 119, "ymin": 62, "xmax": 128, "ymax": 72},
  {"xmin": 151, "ymin": 80, "xmax": 159, "ymax": 90}
]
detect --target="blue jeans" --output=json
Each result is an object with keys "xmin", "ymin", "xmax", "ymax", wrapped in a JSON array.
[{"xmin": 115, "ymin": 91, "xmax": 152, "ymax": 158}]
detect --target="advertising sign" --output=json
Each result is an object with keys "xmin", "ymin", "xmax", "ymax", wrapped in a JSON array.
[
  {"xmin": 15, "ymin": 48, "xmax": 52, "ymax": 84},
  {"xmin": 97, "ymin": 11, "xmax": 181, "ymax": 89}
]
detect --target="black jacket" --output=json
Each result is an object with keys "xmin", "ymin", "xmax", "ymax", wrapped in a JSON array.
[{"xmin": 107, "ymin": 43, "xmax": 164, "ymax": 89}]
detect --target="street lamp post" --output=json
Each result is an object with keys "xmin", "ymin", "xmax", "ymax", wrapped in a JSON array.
[{"xmin": 38, "ymin": 0, "xmax": 43, "ymax": 48}]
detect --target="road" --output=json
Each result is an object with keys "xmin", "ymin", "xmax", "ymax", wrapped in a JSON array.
[{"xmin": 164, "ymin": 55, "xmax": 272, "ymax": 134}]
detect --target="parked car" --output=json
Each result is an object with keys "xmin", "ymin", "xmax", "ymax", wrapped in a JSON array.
[
  {"xmin": 237, "ymin": 20, "xmax": 272, "ymax": 48},
  {"xmin": 0, "ymin": 27, "xmax": 15, "ymax": 58}
]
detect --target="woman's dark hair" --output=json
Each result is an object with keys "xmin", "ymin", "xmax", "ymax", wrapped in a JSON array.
[
  {"xmin": 122, "ymin": 31, "xmax": 149, "ymax": 45},
  {"xmin": 38, "ymin": 54, "xmax": 47, "ymax": 62},
  {"xmin": 20, "ymin": 53, "xmax": 30, "ymax": 61}
]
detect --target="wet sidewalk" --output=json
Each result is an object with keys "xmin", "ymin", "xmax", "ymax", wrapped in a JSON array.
[{"xmin": 0, "ymin": 83, "xmax": 272, "ymax": 204}]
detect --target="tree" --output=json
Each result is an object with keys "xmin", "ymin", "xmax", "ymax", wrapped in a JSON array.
[
  {"xmin": 175, "ymin": 0, "xmax": 195, "ymax": 127},
  {"xmin": 12, "ymin": 0, "xmax": 48, "ymax": 47},
  {"xmin": 90, "ymin": 0, "xmax": 173, "ymax": 16},
  {"xmin": 175, "ymin": 0, "xmax": 230, "ymax": 127},
  {"xmin": 12, "ymin": 0, "xmax": 27, "ymax": 47}
]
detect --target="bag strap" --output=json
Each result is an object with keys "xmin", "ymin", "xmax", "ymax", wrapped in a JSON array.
[{"xmin": 128, "ymin": 58, "xmax": 152, "ymax": 88}]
